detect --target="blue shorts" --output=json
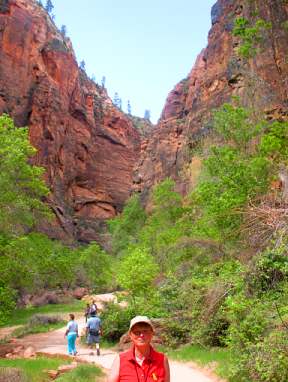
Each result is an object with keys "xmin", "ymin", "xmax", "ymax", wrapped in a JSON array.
[{"xmin": 87, "ymin": 334, "xmax": 100, "ymax": 344}]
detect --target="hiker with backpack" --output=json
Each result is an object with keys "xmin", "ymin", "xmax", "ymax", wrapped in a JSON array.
[{"xmin": 86, "ymin": 310, "xmax": 102, "ymax": 356}]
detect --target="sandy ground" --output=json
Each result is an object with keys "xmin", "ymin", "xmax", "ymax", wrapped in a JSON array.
[{"xmin": 1, "ymin": 294, "xmax": 225, "ymax": 382}]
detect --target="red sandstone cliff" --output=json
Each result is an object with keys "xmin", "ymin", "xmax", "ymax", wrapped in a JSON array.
[
  {"xmin": 133, "ymin": 0, "xmax": 288, "ymax": 196},
  {"xmin": 1, "ymin": 0, "xmax": 288, "ymax": 244},
  {"xmin": 0, "ymin": 0, "xmax": 140, "ymax": 243}
]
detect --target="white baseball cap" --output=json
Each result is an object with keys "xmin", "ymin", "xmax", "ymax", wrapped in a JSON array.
[{"xmin": 129, "ymin": 316, "xmax": 154, "ymax": 332}]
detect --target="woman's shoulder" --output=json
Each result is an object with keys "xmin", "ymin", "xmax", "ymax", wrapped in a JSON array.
[{"xmin": 119, "ymin": 347, "xmax": 134, "ymax": 361}]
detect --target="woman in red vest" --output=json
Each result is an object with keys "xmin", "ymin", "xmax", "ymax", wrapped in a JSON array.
[{"xmin": 107, "ymin": 316, "xmax": 170, "ymax": 382}]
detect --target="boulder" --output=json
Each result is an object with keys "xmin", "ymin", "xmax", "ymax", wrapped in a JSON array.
[
  {"xmin": 30, "ymin": 291, "xmax": 60, "ymax": 307},
  {"xmin": 72, "ymin": 287, "xmax": 88, "ymax": 300},
  {"xmin": 57, "ymin": 362, "xmax": 78, "ymax": 374},
  {"xmin": 47, "ymin": 370, "xmax": 59, "ymax": 380},
  {"xmin": 23, "ymin": 346, "xmax": 36, "ymax": 358}
]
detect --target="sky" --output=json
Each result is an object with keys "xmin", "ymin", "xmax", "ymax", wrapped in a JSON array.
[{"xmin": 52, "ymin": 0, "xmax": 216, "ymax": 123}]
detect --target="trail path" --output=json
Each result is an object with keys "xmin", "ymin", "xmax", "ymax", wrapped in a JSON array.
[{"xmin": 1, "ymin": 294, "xmax": 225, "ymax": 382}]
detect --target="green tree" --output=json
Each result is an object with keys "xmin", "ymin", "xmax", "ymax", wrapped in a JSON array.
[
  {"xmin": 0, "ymin": 114, "xmax": 50, "ymax": 236},
  {"xmin": 139, "ymin": 179, "xmax": 185, "ymax": 269},
  {"xmin": 78, "ymin": 243, "xmax": 113, "ymax": 292},
  {"xmin": 191, "ymin": 103, "xmax": 272, "ymax": 240},
  {"xmin": 1, "ymin": 233, "xmax": 78, "ymax": 294},
  {"xmin": 117, "ymin": 247, "xmax": 159, "ymax": 301},
  {"xmin": 108, "ymin": 194, "xmax": 146, "ymax": 255}
]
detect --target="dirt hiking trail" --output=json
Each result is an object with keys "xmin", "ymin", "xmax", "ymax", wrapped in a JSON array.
[
  {"xmin": 15, "ymin": 321, "xmax": 223, "ymax": 381},
  {"xmin": 1, "ymin": 294, "xmax": 225, "ymax": 382}
]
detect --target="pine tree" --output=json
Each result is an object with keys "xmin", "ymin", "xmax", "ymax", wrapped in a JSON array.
[
  {"xmin": 60, "ymin": 25, "xmax": 67, "ymax": 37},
  {"xmin": 144, "ymin": 109, "xmax": 151, "ymax": 120},
  {"xmin": 37, "ymin": 0, "xmax": 43, "ymax": 6},
  {"xmin": 127, "ymin": 100, "xmax": 132, "ymax": 115},
  {"xmin": 113, "ymin": 92, "xmax": 120, "ymax": 107},
  {"xmin": 45, "ymin": 0, "xmax": 54, "ymax": 14},
  {"xmin": 79, "ymin": 60, "xmax": 86, "ymax": 71},
  {"xmin": 119, "ymin": 98, "xmax": 122, "ymax": 110},
  {"xmin": 101, "ymin": 76, "xmax": 106, "ymax": 88}
]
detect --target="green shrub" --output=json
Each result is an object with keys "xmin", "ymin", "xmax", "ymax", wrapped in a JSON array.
[
  {"xmin": 230, "ymin": 330, "xmax": 288, "ymax": 382},
  {"xmin": 100, "ymin": 303, "xmax": 136, "ymax": 341},
  {"xmin": 0, "ymin": 286, "xmax": 16, "ymax": 325},
  {"xmin": 233, "ymin": 17, "xmax": 272, "ymax": 58},
  {"xmin": 160, "ymin": 315, "xmax": 192, "ymax": 348},
  {"xmin": 247, "ymin": 245, "xmax": 288, "ymax": 295},
  {"xmin": 56, "ymin": 364, "xmax": 103, "ymax": 382},
  {"xmin": 12, "ymin": 314, "xmax": 65, "ymax": 338}
]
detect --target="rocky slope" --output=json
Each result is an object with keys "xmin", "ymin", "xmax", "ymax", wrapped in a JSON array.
[
  {"xmin": 0, "ymin": 0, "xmax": 141, "ymax": 243},
  {"xmin": 133, "ymin": 0, "xmax": 288, "ymax": 197}
]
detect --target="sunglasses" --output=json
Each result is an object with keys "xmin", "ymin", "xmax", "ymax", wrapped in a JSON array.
[{"xmin": 131, "ymin": 329, "xmax": 153, "ymax": 336}]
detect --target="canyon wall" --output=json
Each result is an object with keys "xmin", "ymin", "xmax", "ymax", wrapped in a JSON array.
[
  {"xmin": 133, "ymin": 0, "xmax": 288, "ymax": 196},
  {"xmin": 0, "ymin": 0, "xmax": 287, "ymax": 244},
  {"xmin": 0, "ymin": 0, "xmax": 140, "ymax": 243}
]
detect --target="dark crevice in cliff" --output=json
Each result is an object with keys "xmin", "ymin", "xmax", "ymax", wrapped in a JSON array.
[
  {"xmin": 0, "ymin": 0, "xmax": 10, "ymax": 14},
  {"xmin": 95, "ymin": 131, "xmax": 126, "ymax": 147}
]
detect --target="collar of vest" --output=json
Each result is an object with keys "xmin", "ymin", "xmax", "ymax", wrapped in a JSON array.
[{"xmin": 127, "ymin": 346, "xmax": 155, "ymax": 363}]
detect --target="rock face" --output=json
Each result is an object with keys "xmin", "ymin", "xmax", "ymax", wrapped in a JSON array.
[
  {"xmin": 1, "ymin": 0, "xmax": 288, "ymax": 244},
  {"xmin": 133, "ymin": 0, "xmax": 288, "ymax": 196},
  {"xmin": 0, "ymin": 0, "xmax": 140, "ymax": 243}
]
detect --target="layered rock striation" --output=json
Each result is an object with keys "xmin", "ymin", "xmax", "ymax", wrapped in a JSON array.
[
  {"xmin": 0, "ymin": 0, "xmax": 140, "ymax": 243},
  {"xmin": 133, "ymin": 0, "xmax": 288, "ymax": 196}
]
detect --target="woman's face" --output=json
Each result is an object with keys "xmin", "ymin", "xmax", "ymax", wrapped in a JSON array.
[{"xmin": 129, "ymin": 323, "xmax": 154, "ymax": 348}]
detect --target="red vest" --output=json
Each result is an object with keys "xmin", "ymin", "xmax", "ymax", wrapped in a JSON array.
[{"xmin": 119, "ymin": 346, "xmax": 166, "ymax": 382}]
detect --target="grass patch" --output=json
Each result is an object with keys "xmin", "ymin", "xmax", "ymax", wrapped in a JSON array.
[
  {"xmin": 1, "ymin": 300, "xmax": 85, "ymax": 327},
  {"xmin": 0, "ymin": 357, "xmax": 69, "ymax": 382},
  {"xmin": 56, "ymin": 364, "xmax": 103, "ymax": 382},
  {"xmin": 11, "ymin": 321, "xmax": 65, "ymax": 338},
  {"xmin": 165, "ymin": 344, "xmax": 232, "ymax": 379}
]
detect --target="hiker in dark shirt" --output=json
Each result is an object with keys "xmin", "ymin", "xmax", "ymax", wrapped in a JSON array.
[{"xmin": 86, "ymin": 311, "xmax": 102, "ymax": 356}]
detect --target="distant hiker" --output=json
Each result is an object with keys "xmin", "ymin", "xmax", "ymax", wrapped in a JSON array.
[
  {"xmin": 107, "ymin": 316, "xmax": 170, "ymax": 382},
  {"xmin": 84, "ymin": 303, "xmax": 90, "ymax": 322},
  {"xmin": 64, "ymin": 313, "xmax": 79, "ymax": 356},
  {"xmin": 89, "ymin": 299, "xmax": 98, "ymax": 315},
  {"xmin": 86, "ymin": 310, "xmax": 102, "ymax": 356}
]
